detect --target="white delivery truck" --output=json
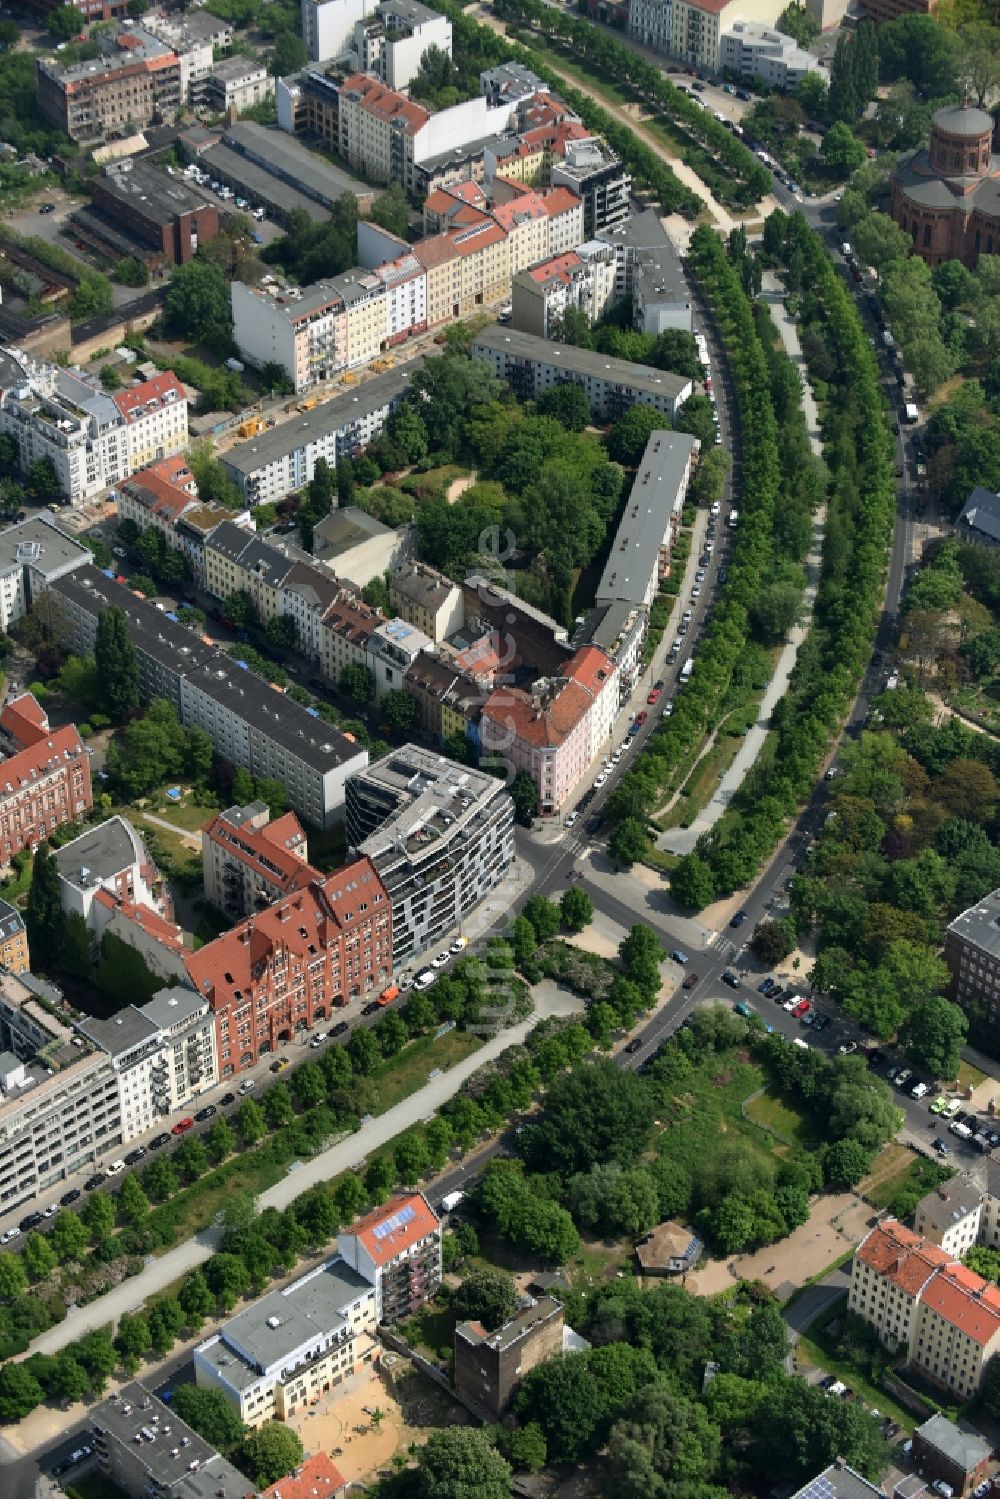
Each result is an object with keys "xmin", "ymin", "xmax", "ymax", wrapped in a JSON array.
[
  {"xmin": 904, "ymin": 401, "xmax": 919, "ymax": 424},
  {"xmin": 727, "ymin": 509, "xmax": 739, "ymax": 529},
  {"xmin": 680, "ymin": 659, "xmax": 694, "ymax": 682},
  {"xmin": 440, "ymin": 1190, "xmax": 465, "ymax": 1214}
]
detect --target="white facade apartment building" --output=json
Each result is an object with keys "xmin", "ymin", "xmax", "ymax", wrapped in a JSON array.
[
  {"xmin": 231, "ymin": 280, "xmax": 349, "ymax": 394},
  {"xmin": 205, "ymin": 56, "xmax": 274, "ymax": 115},
  {"xmin": 511, "ymin": 242, "xmax": 618, "ymax": 339},
  {"xmin": 303, "ymin": 0, "xmax": 371, "ymax": 63},
  {"xmin": 367, "ymin": 617, "xmax": 434, "ymax": 703},
  {"xmin": 668, "ymin": 0, "xmax": 790, "ymax": 72},
  {"xmin": 337, "ymin": 1191, "xmax": 442, "ymax": 1321},
  {"xmin": 720, "ymin": 21, "xmax": 827, "ymax": 89},
  {"xmin": 376, "ymin": 250, "xmax": 428, "ymax": 345},
  {"xmin": 0, "ymin": 351, "xmax": 188, "ymax": 505},
  {"xmin": 195, "ymin": 1255, "xmax": 378, "ymax": 1425},
  {"xmin": 628, "ymin": 0, "xmax": 674, "ymax": 54},
  {"xmin": 350, "ymin": 0, "xmax": 452, "ymax": 91},
  {"xmin": 0, "ymin": 514, "xmax": 89, "ymax": 634},
  {"xmin": 77, "ymin": 988, "xmax": 218, "ymax": 1144}
]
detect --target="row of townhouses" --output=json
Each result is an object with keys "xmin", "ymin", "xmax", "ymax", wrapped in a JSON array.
[{"xmin": 0, "ymin": 348, "xmax": 188, "ymax": 507}]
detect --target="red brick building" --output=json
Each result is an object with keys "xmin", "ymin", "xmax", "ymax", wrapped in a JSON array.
[
  {"xmin": 0, "ymin": 694, "xmax": 92, "ymax": 865},
  {"xmin": 84, "ymin": 161, "xmax": 220, "ymax": 268},
  {"xmin": 891, "ymin": 103, "xmax": 1000, "ymax": 268},
  {"xmin": 185, "ymin": 858, "xmax": 391, "ymax": 1076}
]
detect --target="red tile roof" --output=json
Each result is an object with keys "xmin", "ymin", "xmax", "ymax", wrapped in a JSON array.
[
  {"xmin": 340, "ymin": 73, "xmax": 429, "ymax": 133},
  {"xmin": 564, "ymin": 644, "xmax": 615, "ymax": 697},
  {"xmin": 528, "ymin": 250, "xmax": 582, "ymax": 286},
  {"xmin": 413, "ymin": 233, "xmax": 461, "ymax": 271},
  {"xmin": 347, "ymin": 1192, "xmax": 439, "ymax": 1266},
  {"xmin": 483, "ymin": 678, "xmax": 593, "ymax": 749},
  {"xmin": 856, "ymin": 1221, "xmax": 953, "ymax": 1296},
  {"xmin": 123, "ymin": 468, "xmax": 194, "ymax": 524},
  {"xmin": 452, "ymin": 220, "xmax": 507, "ymax": 257},
  {"xmin": 260, "ymin": 1453, "xmax": 346, "ymax": 1499},
  {"xmin": 920, "ymin": 1265, "xmax": 1000, "ymax": 1345},
  {"xmin": 144, "ymin": 454, "xmax": 197, "ymax": 492},
  {"xmin": 202, "ymin": 808, "xmax": 320, "ymax": 895},
  {"xmin": 113, "ymin": 371, "xmax": 186, "ymax": 425},
  {"xmin": 454, "ymin": 632, "xmax": 503, "ymax": 683},
  {"xmin": 1, "ymin": 693, "xmax": 49, "ymax": 744},
  {"xmin": 491, "ymin": 192, "xmax": 548, "ymax": 232},
  {"xmin": 95, "ymin": 892, "xmax": 186, "ymax": 952},
  {"xmin": 541, "ymin": 186, "xmax": 583, "ymax": 217}
]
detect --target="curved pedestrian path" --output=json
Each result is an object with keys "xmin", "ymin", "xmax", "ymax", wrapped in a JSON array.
[{"xmin": 658, "ymin": 274, "xmax": 828, "ymax": 855}]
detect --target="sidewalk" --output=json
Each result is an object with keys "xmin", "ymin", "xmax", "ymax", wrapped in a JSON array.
[
  {"xmin": 21, "ymin": 981, "xmax": 582, "ymax": 1362},
  {"xmin": 657, "ymin": 275, "xmax": 828, "ymax": 855}
]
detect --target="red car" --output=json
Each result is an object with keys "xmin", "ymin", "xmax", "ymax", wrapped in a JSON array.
[
  {"xmin": 791, "ymin": 999, "xmax": 811, "ymax": 1018},
  {"xmin": 682, "ymin": 973, "xmax": 699, "ymax": 990},
  {"xmin": 636, "ymin": 710, "xmax": 648, "ymax": 725},
  {"xmin": 647, "ymin": 688, "xmax": 660, "ymax": 705},
  {"xmin": 171, "ymin": 1117, "xmax": 194, "ymax": 1136}
]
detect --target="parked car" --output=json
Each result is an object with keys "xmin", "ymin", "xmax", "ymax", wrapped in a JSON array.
[
  {"xmin": 450, "ymin": 936, "xmax": 468, "ymax": 953},
  {"xmin": 124, "ymin": 1147, "xmax": 146, "ymax": 1165},
  {"xmin": 681, "ymin": 973, "xmax": 699, "ymax": 990},
  {"xmin": 838, "ymin": 1041, "xmax": 858, "ymax": 1055},
  {"xmin": 647, "ymin": 688, "xmax": 661, "ymax": 704},
  {"xmin": 59, "ymin": 1189, "xmax": 81, "ymax": 1207},
  {"xmin": 894, "ymin": 1069, "xmax": 912, "ymax": 1089},
  {"xmin": 84, "ymin": 1174, "xmax": 105, "ymax": 1191},
  {"xmin": 431, "ymin": 951, "xmax": 450, "ymax": 969},
  {"xmin": 105, "ymin": 1160, "xmax": 125, "ymax": 1175},
  {"xmin": 729, "ymin": 910, "xmax": 747, "ymax": 928},
  {"xmin": 171, "ymin": 1118, "xmax": 194, "ymax": 1135},
  {"xmin": 150, "ymin": 1132, "xmax": 171, "ymax": 1147},
  {"xmin": 565, "ymin": 812, "xmax": 578, "ymax": 829},
  {"xmin": 722, "ymin": 971, "xmax": 742, "ymax": 990},
  {"xmin": 331, "ymin": 1020, "xmax": 349, "ymax": 1036},
  {"xmin": 624, "ymin": 1038, "xmax": 643, "ymax": 1054},
  {"xmin": 194, "ymin": 1105, "xmax": 217, "ymax": 1121}
]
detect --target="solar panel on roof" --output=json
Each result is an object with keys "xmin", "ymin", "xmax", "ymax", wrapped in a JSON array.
[{"xmin": 372, "ymin": 1202, "xmax": 416, "ymax": 1241}]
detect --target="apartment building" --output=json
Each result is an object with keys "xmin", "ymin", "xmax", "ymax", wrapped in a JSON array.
[
  {"xmin": 118, "ymin": 461, "xmax": 250, "ymax": 586},
  {"xmin": 454, "ymin": 1297, "xmax": 564, "ymax": 1417},
  {"xmin": 318, "ymin": 584, "xmax": 386, "ymax": 682},
  {"xmin": 203, "ymin": 521, "xmax": 306, "ymax": 625},
  {"xmin": 511, "ymin": 242, "xmax": 618, "ymax": 339},
  {"xmin": 0, "ymin": 900, "xmax": 28, "ymax": 976},
  {"xmin": 79, "ymin": 160, "xmax": 219, "ymax": 270},
  {"xmin": 91, "ymin": 1384, "xmax": 249, "ymax": 1499},
  {"xmin": 205, "ymin": 56, "xmax": 273, "ymax": 115},
  {"xmin": 349, "ymin": 0, "xmax": 452, "ymax": 90},
  {"xmin": 313, "ymin": 505, "xmax": 414, "ymax": 588},
  {"xmin": 914, "ymin": 1179, "xmax": 986, "ymax": 1258},
  {"xmin": 597, "ymin": 429, "xmax": 699, "ymax": 613},
  {"xmin": 850, "ymin": 1219, "xmax": 1000, "ymax": 1400},
  {"xmin": 0, "ymin": 350, "xmax": 187, "ymax": 506},
  {"xmin": 195, "ymin": 1254, "xmax": 378, "ymax": 1425},
  {"xmin": 36, "ymin": 34, "xmax": 182, "ymax": 143},
  {"xmin": 345, "ymin": 745, "xmax": 514, "ymax": 963},
  {"xmin": 0, "ymin": 1043, "xmax": 121, "ymax": 1207},
  {"xmin": 303, "ymin": 0, "xmax": 373, "ymax": 62},
  {"xmin": 666, "ymin": 0, "xmax": 790, "ymax": 72},
  {"xmin": 628, "ymin": 0, "xmax": 673, "ymax": 53},
  {"xmin": 367, "ymin": 617, "xmax": 434, "ymax": 704},
  {"xmin": 403, "ymin": 650, "xmax": 482, "ymax": 744},
  {"xmin": 389, "ymin": 562, "xmax": 462, "ymax": 643},
  {"xmin": 44, "ymin": 567, "xmax": 367, "ymax": 827},
  {"xmin": 481, "ymin": 61, "xmax": 546, "ymax": 108},
  {"xmin": 913, "ymin": 1415, "xmax": 991, "ymax": 1499},
  {"xmin": 720, "ymin": 20, "xmax": 827, "ymax": 88},
  {"xmin": 472, "ymin": 325, "xmax": 691, "ymax": 422},
  {"xmin": 231, "ymin": 281, "xmax": 349, "ymax": 393},
  {"xmin": 0, "ymin": 692, "xmax": 92, "ymax": 864},
  {"xmin": 480, "ymin": 647, "xmax": 617, "ymax": 814},
  {"xmin": 144, "ymin": 9, "xmax": 234, "ymax": 98},
  {"xmin": 338, "ymin": 1191, "xmax": 441, "ymax": 1322},
  {"xmin": 78, "ymin": 985, "xmax": 218, "ymax": 1143},
  {"xmin": 0, "ymin": 513, "xmax": 89, "ymax": 634},
  {"xmin": 54, "ymin": 815, "xmax": 168, "ymax": 935},
  {"xmin": 376, "ymin": 250, "xmax": 428, "ymax": 347},
  {"xmin": 220, "ymin": 366, "xmax": 414, "ymax": 503},
  {"xmin": 202, "ymin": 801, "xmax": 320, "ymax": 920},
  {"xmin": 945, "ymin": 888, "xmax": 1000, "ymax": 1019},
  {"xmin": 180, "ymin": 659, "xmax": 369, "ymax": 829},
  {"xmin": 185, "ymin": 860, "xmax": 392, "ymax": 1073},
  {"xmin": 550, "ymin": 137, "xmax": 630, "ymax": 238},
  {"xmin": 461, "ymin": 573, "xmax": 572, "ymax": 681},
  {"xmin": 597, "ymin": 208, "xmax": 693, "ymax": 335}
]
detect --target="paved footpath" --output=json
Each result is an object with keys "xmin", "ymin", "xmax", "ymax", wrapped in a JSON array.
[
  {"xmin": 658, "ymin": 273, "xmax": 828, "ymax": 855},
  {"xmin": 23, "ymin": 982, "xmax": 582, "ymax": 1359}
]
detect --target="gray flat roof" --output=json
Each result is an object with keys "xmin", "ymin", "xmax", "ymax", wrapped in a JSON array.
[
  {"xmin": 456, "ymin": 1296, "xmax": 561, "ymax": 1352},
  {"xmin": 211, "ymin": 54, "xmax": 267, "ymax": 82},
  {"xmin": 202, "ymin": 140, "xmax": 330, "ymax": 222},
  {"xmin": 77, "ymin": 1006, "xmax": 160, "ymax": 1060},
  {"xmin": 947, "ymin": 890, "xmax": 1000, "ymax": 960},
  {"xmin": 96, "ymin": 161, "xmax": 205, "ymax": 227},
  {"xmin": 53, "ymin": 815, "xmax": 141, "ymax": 886},
  {"xmin": 139, "ymin": 985, "xmax": 205, "ymax": 1030},
  {"xmin": 916, "ymin": 1414, "xmax": 991, "ymax": 1472},
  {"xmin": 958, "ymin": 486, "xmax": 1000, "ymax": 543},
  {"xmin": 91, "ymin": 1383, "xmax": 249, "ymax": 1499},
  {"xmin": 220, "ymin": 1255, "xmax": 371, "ymax": 1371},
  {"xmin": 183, "ymin": 658, "xmax": 362, "ymax": 771},
  {"xmin": 472, "ymin": 324, "xmax": 689, "ymax": 402},
  {"xmin": 596, "ymin": 429, "xmax": 698, "ymax": 605},
  {"xmin": 0, "ymin": 514, "xmax": 89, "ymax": 580},
  {"xmin": 221, "ymin": 367, "xmax": 416, "ymax": 479},
  {"xmin": 574, "ymin": 599, "xmax": 642, "ymax": 655},
  {"xmin": 223, "ymin": 121, "xmax": 371, "ymax": 207}
]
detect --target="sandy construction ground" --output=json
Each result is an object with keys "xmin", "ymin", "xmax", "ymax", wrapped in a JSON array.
[{"xmin": 686, "ymin": 1191, "xmax": 873, "ymax": 1299}]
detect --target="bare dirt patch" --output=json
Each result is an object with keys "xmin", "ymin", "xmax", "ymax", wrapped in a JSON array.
[
  {"xmin": 686, "ymin": 1191, "xmax": 872, "ymax": 1299},
  {"xmin": 445, "ymin": 472, "xmax": 476, "ymax": 504},
  {"xmin": 286, "ymin": 1358, "xmax": 471, "ymax": 1487}
]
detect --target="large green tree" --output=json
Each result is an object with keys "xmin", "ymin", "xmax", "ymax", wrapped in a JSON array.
[
  {"xmin": 173, "ymin": 1385, "xmax": 246, "ymax": 1450},
  {"xmin": 95, "ymin": 605, "xmax": 139, "ymax": 722},
  {"xmin": 416, "ymin": 1428, "xmax": 512, "ymax": 1499},
  {"xmin": 25, "ymin": 842, "xmax": 64, "ymax": 970},
  {"xmin": 237, "ymin": 1422, "xmax": 304, "ymax": 1488}
]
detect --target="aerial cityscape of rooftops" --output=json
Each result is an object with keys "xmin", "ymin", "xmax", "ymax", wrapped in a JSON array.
[{"xmin": 1, "ymin": 0, "xmax": 1000, "ymax": 1488}]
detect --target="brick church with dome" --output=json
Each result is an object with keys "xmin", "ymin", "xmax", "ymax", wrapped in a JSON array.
[{"xmin": 890, "ymin": 102, "xmax": 1000, "ymax": 268}]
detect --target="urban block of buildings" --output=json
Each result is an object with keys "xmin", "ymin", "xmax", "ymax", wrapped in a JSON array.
[
  {"xmin": 891, "ymin": 103, "xmax": 1000, "ymax": 269},
  {"xmin": 0, "ymin": 513, "xmax": 90, "ymax": 635},
  {"xmin": 71, "ymin": 158, "xmax": 220, "ymax": 270},
  {"xmin": 201, "ymin": 801, "xmax": 320, "ymax": 921},
  {"xmin": 37, "ymin": 28, "xmax": 183, "ymax": 144},
  {"xmin": 0, "ymin": 691, "xmax": 92, "ymax": 864},
  {"xmin": 849, "ymin": 1217, "xmax": 1000, "ymax": 1399},
  {"xmin": 45, "ymin": 566, "xmax": 369, "ymax": 828},
  {"xmin": 719, "ymin": 19, "xmax": 828, "ymax": 88},
  {"xmin": 0, "ymin": 347, "xmax": 188, "ymax": 506},
  {"xmin": 195, "ymin": 1193, "xmax": 440, "ymax": 1421},
  {"xmin": 345, "ymin": 744, "xmax": 514, "ymax": 963},
  {"xmin": 188, "ymin": 121, "xmax": 375, "ymax": 228},
  {"xmin": 117, "ymin": 457, "xmax": 251, "ymax": 587},
  {"xmin": 626, "ymin": 0, "xmax": 796, "ymax": 72}
]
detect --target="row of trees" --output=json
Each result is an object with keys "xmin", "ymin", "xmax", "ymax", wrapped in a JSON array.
[
  {"xmin": 605, "ymin": 224, "xmax": 784, "ymax": 864},
  {"xmin": 671, "ymin": 211, "xmax": 897, "ymax": 906}
]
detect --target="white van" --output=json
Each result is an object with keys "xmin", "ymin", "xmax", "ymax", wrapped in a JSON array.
[
  {"xmin": 106, "ymin": 1160, "xmax": 125, "ymax": 1176},
  {"xmin": 413, "ymin": 969, "xmax": 436, "ymax": 990}
]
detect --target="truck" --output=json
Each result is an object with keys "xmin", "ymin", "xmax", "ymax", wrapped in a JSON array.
[
  {"xmin": 440, "ymin": 1190, "xmax": 465, "ymax": 1214},
  {"xmin": 680, "ymin": 658, "xmax": 694, "ymax": 682},
  {"xmin": 882, "ymin": 329, "xmax": 895, "ymax": 349},
  {"xmin": 727, "ymin": 509, "xmax": 739, "ymax": 529},
  {"xmin": 904, "ymin": 401, "xmax": 919, "ymax": 424},
  {"xmin": 377, "ymin": 984, "xmax": 400, "ymax": 1007}
]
